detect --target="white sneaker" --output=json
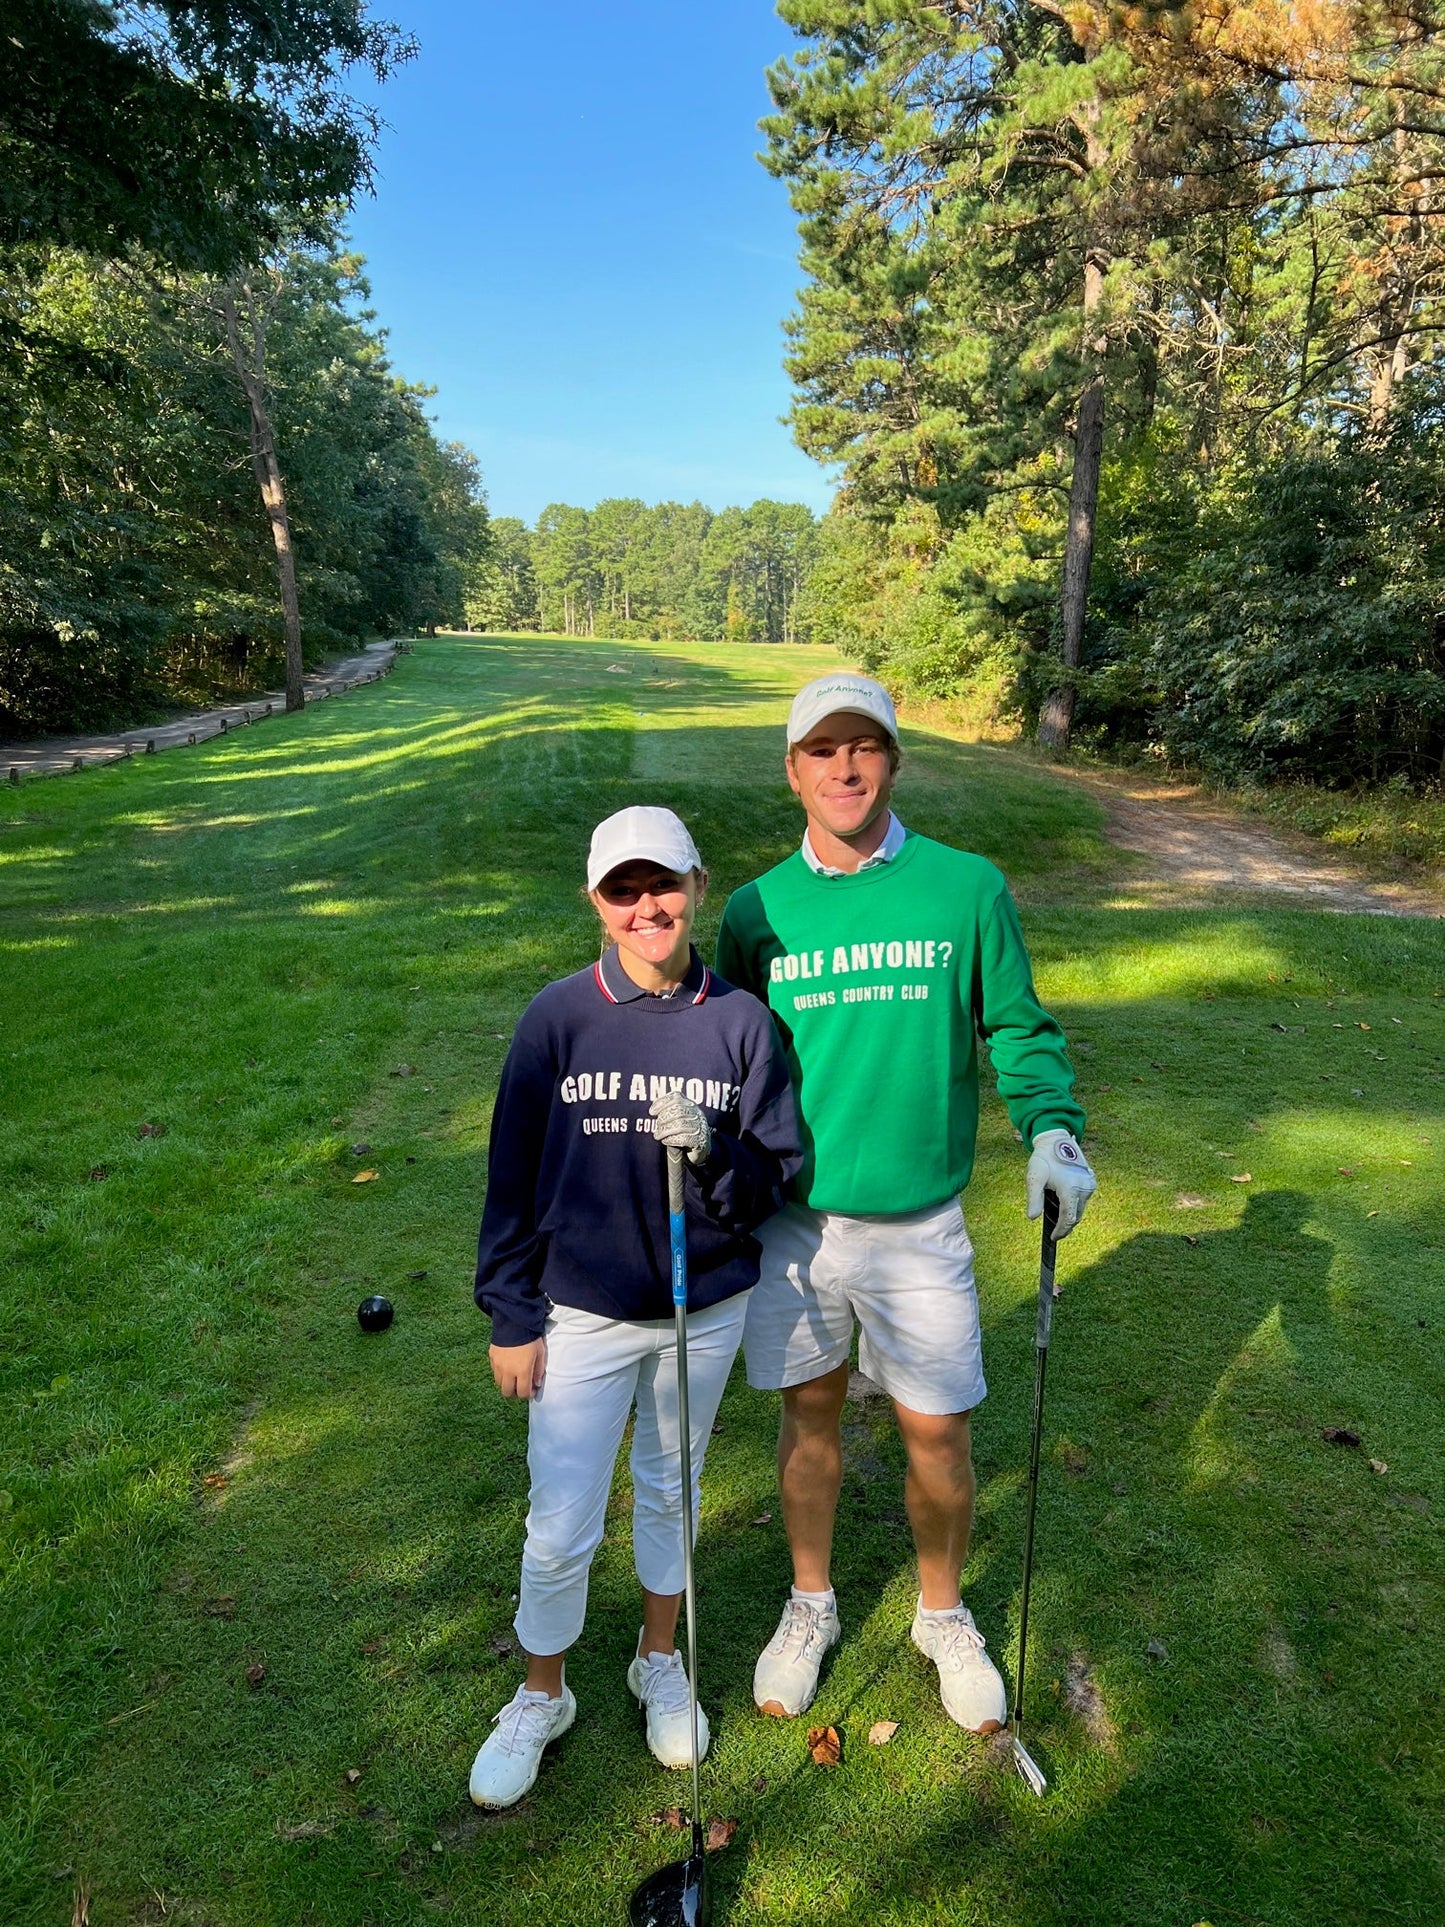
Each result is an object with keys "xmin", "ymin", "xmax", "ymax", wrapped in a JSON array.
[
  {"xmin": 753, "ymin": 1594, "xmax": 842, "ymax": 1717},
  {"xmin": 469, "ymin": 1680, "xmax": 576, "ymax": 1808},
  {"xmin": 627, "ymin": 1640, "xmax": 711, "ymax": 1769},
  {"xmin": 910, "ymin": 1602, "xmax": 1007, "ymax": 1733}
]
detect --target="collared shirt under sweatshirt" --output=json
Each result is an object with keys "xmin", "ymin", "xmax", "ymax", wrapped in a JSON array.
[
  {"xmin": 475, "ymin": 944, "xmax": 799, "ymax": 1347},
  {"xmin": 715, "ymin": 826, "xmax": 1084, "ymax": 1215}
]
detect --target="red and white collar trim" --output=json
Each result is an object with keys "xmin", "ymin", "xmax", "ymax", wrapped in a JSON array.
[{"xmin": 594, "ymin": 950, "xmax": 709, "ymax": 1006}]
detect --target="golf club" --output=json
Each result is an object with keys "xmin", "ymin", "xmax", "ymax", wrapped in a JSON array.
[
  {"xmin": 628, "ymin": 1145, "xmax": 711, "ymax": 1927},
  {"xmin": 1011, "ymin": 1189, "xmax": 1059, "ymax": 1798}
]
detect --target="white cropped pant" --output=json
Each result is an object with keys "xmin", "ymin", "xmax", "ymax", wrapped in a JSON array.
[{"xmin": 514, "ymin": 1293, "xmax": 749, "ymax": 1658}]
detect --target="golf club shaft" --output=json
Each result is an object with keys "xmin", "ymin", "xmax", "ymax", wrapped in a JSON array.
[
  {"xmin": 1012, "ymin": 1192, "xmax": 1058, "ymax": 1738},
  {"xmin": 667, "ymin": 1148, "xmax": 704, "ymax": 1854}
]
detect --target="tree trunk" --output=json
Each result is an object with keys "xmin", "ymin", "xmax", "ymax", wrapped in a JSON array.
[
  {"xmin": 1039, "ymin": 245, "xmax": 1107, "ymax": 756},
  {"xmin": 218, "ymin": 287, "xmax": 304, "ymax": 713}
]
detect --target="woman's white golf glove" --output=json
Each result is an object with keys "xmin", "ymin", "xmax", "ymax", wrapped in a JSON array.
[
  {"xmin": 649, "ymin": 1091, "xmax": 711, "ymax": 1164},
  {"xmin": 1026, "ymin": 1129, "xmax": 1097, "ymax": 1239}
]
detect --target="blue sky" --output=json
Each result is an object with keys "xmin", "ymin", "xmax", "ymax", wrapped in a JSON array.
[{"xmin": 346, "ymin": 1, "xmax": 835, "ymax": 525}]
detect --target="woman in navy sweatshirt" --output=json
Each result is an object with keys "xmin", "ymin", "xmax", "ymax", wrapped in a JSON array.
[{"xmin": 470, "ymin": 805, "xmax": 798, "ymax": 1809}]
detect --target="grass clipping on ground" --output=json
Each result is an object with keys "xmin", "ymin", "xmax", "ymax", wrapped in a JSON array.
[{"xmin": 0, "ymin": 633, "xmax": 1441, "ymax": 1926}]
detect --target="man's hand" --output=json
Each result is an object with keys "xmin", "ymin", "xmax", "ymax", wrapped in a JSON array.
[
  {"xmin": 1026, "ymin": 1129, "xmax": 1097, "ymax": 1240},
  {"xmin": 649, "ymin": 1090, "xmax": 711, "ymax": 1165},
  {"xmin": 490, "ymin": 1338, "xmax": 547, "ymax": 1399}
]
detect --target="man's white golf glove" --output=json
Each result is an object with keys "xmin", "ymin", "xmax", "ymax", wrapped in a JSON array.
[
  {"xmin": 1026, "ymin": 1129, "xmax": 1097, "ymax": 1240},
  {"xmin": 649, "ymin": 1091, "xmax": 711, "ymax": 1165}
]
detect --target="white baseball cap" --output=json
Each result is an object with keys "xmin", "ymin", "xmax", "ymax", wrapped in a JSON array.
[
  {"xmin": 787, "ymin": 672, "xmax": 899, "ymax": 747},
  {"xmin": 586, "ymin": 806, "xmax": 703, "ymax": 891}
]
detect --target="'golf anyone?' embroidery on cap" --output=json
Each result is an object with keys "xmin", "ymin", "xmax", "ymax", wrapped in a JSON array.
[{"xmin": 787, "ymin": 674, "xmax": 899, "ymax": 746}]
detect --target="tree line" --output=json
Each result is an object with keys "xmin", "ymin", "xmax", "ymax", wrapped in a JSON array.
[
  {"xmin": 467, "ymin": 499, "xmax": 821, "ymax": 644},
  {"xmin": 763, "ymin": 1, "xmax": 1445, "ymax": 788},
  {"xmin": 0, "ymin": 3, "xmax": 485, "ymax": 735}
]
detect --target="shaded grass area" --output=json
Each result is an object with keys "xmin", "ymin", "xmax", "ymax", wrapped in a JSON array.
[{"xmin": 1, "ymin": 634, "xmax": 1442, "ymax": 1924}]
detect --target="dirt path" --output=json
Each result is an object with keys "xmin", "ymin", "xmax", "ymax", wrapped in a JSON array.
[
  {"xmin": 1062, "ymin": 767, "xmax": 1444, "ymax": 918},
  {"xmin": 3, "ymin": 639, "xmax": 401, "ymax": 782}
]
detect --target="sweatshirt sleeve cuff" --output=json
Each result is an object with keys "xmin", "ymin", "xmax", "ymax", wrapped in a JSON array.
[{"xmin": 484, "ymin": 1303, "xmax": 548, "ymax": 1347}]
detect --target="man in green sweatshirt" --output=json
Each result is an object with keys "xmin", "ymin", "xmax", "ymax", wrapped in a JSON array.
[{"xmin": 714, "ymin": 672, "xmax": 1097, "ymax": 1733}]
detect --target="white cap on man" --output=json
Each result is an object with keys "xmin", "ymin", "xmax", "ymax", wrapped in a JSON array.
[
  {"xmin": 586, "ymin": 806, "xmax": 703, "ymax": 891},
  {"xmin": 787, "ymin": 672, "xmax": 899, "ymax": 748}
]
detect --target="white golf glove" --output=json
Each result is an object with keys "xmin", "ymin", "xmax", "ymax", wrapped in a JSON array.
[
  {"xmin": 1026, "ymin": 1128, "xmax": 1097, "ymax": 1240},
  {"xmin": 649, "ymin": 1091, "xmax": 711, "ymax": 1165}
]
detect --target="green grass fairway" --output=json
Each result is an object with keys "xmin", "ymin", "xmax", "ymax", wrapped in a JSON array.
[{"xmin": 3, "ymin": 634, "xmax": 1442, "ymax": 1925}]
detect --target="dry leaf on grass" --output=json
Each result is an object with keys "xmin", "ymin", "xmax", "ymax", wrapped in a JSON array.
[
  {"xmin": 202, "ymin": 1473, "xmax": 227, "ymax": 1490},
  {"xmin": 807, "ymin": 1724, "xmax": 843, "ymax": 1767},
  {"xmin": 868, "ymin": 1720, "xmax": 899, "ymax": 1746},
  {"xmin": 136, "ymin": 1121, "xmax": 168, "ymax": 1138},
  {"xmin": 650, "ymin": 1806, "xmax": 687, "ymax": 1830},
  {"xmin": 244, "ymin": 1662, "xmax": 266, "ymax": 1687},
  {"xmin": 391, "ymin": 1064, "xmax": 416, "ymax": 1077},
  {"xmin": 1145, "ymin": 1637, "xmax": 1169, "ymax": 1662},
  {"xmin": 1369, "ymin": 1458, "xmax": 1389, "ymax": 1475},
  {"xmin": 749, "ymin": 1513, "xmax": 772, "ymax": 1527},
  {"xmin": 352, "ymin": 1169, "xmax": 379, "ymax": 1184},
  {"xmin": 87, "ymin": 1166, "xmax": 107, "ymax": 1182},
  {"xmin": 345, "ymin": 1767, "xmax": 363, "ymax": 1785},
  {"xmin": 705, "ymin": 1817, "xmax": 738, "ymax": 1852},
  {"xmin": 1229, "ymin": 1172, "xmax": 1252, "ymax": 1184}
]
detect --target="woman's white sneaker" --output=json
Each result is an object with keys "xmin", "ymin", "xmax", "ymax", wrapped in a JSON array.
[
  {"xmin": 626, "ymin": 1641, "xmax": 711, "ymax": 1769},
  {"xmin": 469, "ymin": 1680, "xmax": 576, "ymax": 1808},
  {"xmin": 752, "ymin": 1594, "xmax": 842, "ymax": 1717},
  {"xmin": 910, "ymin": 1602, "xmax": 1007, "ymax": 1732}
]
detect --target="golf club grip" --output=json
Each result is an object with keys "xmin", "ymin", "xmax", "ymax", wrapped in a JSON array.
[
  {"xmin": 1037, "ymin": 1191, "xmax": 1059, "ymax": 1351},
  {"xmin": 667, "ymin": 1146, "xmax": 687, "ymax": 1309}
]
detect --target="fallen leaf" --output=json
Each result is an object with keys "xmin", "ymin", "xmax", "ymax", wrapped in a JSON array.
[
  {"xmin": 136, "ymin": 1121, "xmax": 168, "ymax": 1138},
  {"xmin": 1358, "ymin": 1022, "xmax": 1371, "ymax": 1031},
  {"xmin": 1369, "ymin": 1459, "xmax": 1389, "ymax": 1476},
  {"xmin": 1184, "ymin": 1235, "xmax": 1200, "ymax": 1248},
  {"xmin": 807, "ymin": 1724, "xmax": 843, "ymax": 1767},
  {"xmin": 345, "ymin": 1767, "xmax": 363, "ymax": 1785},
  {"xmin": 202, "ymin": 1473, "xmax": 228, "ymax": 1490},
  {"xmin": 651, "ymin": 1806, "xmax": 687, "ymax": 1830},
  {"xmin": 868, "ymin": 1720, "xmax": 899, "ymax": 1746},
  {"xmin": 1322, "ymin": 1427, "xmax": 1362, "ymax": 1448},
  {"xmin": 245, "ymin": 1662, "xmax": 266, "ymax": 1687},
  {"xmin": 749, "ymin": 1512, "xmax": 772, "ymax": 1527},
  {"xmin": 87, "ymin": 1165, "xmax": 107, "ymax": 1182},
  {"xmin": 408, "ymin": 1268, "xmax": 428, "ymax": 1280},
  {"xmin": 1338, "ymin": 1166, "xmax": 1356, "ymax": 1177},
  {"xmin": 705, "ymin": 1816, "xmax": 738, "ymax": 1852},
  {"xmin": 1229, "ymin": 1173, "xmax": 1252, "ymax": 1184},
  {"xmin": 352, "ymin": 1169, "xmax": 379, "ymax": 1184},
  {"xmin": 331, "ymin": 1115, "xmax": 344, "ymax": 1126},
  {"xmin": 206, "ymin": 1596, "xmax": 236, "ymax": 1619},
  {"xmin": 1145, "ymin": 1638, "xmax": 1169, "ymax": 1663},
  {"xmin": 1176, "ymin": 1193, "xmax": 1207, "ymax": 1209},
  {"xmin": 391, "ymin": 1064, "xmax": 416, "ymax": 1078}
]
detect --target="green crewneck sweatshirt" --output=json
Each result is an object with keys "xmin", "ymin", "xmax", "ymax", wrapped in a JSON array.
[{"xmin": 714, "ymin": 830, "xmax": 1083, "ymax": 1214}]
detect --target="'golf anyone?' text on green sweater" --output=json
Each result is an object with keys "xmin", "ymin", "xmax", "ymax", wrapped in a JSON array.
[{"xmin": 715, "ymin": 832, "xmax": 1085, "ymax": 1214}]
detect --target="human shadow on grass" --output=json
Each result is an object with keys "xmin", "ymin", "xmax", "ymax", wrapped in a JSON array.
[{"xmin": 689, "ymin": 1189, "xmax": 1437, "ymax": 1925}]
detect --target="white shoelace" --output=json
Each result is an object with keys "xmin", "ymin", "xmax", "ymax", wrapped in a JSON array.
[
  {"xmin": 770, "ymin": 1599, "xmax": 832, "ymax": 1663},
  {"xmin": 924, "ymin": 1610, "xmax": 988, "ymax": 1669},
  {"xmin": 638, "ymin": 1649, "xmax": 691, "ymax": 1714},
  {"xmin": 492, "ymin": 1688, "xmax": 561, "ymax": 1756}
]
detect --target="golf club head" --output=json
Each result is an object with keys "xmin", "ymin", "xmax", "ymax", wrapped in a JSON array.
[
  {"xmin": 1012, "ymin": 1734, "xmax": 1048, "ymax": 1798},
  {"xmin": 628, "ymin": 1847, "xmax": 710, "ymax": 1927}
]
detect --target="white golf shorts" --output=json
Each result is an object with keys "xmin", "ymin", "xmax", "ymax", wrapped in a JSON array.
[{"xmin": 743, "ymin": 1198, "xmax": 986, "ymax": 1416}]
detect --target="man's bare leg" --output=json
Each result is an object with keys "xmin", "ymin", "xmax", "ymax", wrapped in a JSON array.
[
  {"xmin": 778, "ymin": 1361, "xmax": 850, "ymax": 1591},
  {"xmin": 892, "ymin": 1404, "xmax": 975, "ymax": 1609}
]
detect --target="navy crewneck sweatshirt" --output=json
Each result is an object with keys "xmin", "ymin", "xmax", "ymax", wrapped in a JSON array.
[{"xmin": 475, "ymin": 945, "xmax": 799, "ymax": 1345}]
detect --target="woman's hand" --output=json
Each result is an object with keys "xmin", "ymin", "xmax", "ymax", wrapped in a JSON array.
[{"xmin": 490, "ymin": 1338, "xmax": 548, "ymax": 1399}]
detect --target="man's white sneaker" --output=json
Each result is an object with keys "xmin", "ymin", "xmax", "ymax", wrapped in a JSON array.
[
  {"xmin": 627, "ymin": 1641, "xmax": 711, "ymax": 1769},
  {"xmin": 469, "ymin": 1680, "xmax": 576, "ymax": 1808},
  {"xmin": 910, "ymin": 1602, "xmax": 1007, "ymax": 1733},
  {"xmin": 752, "ymin": 1594, "xmax": 842, "ymax": 1717}
]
